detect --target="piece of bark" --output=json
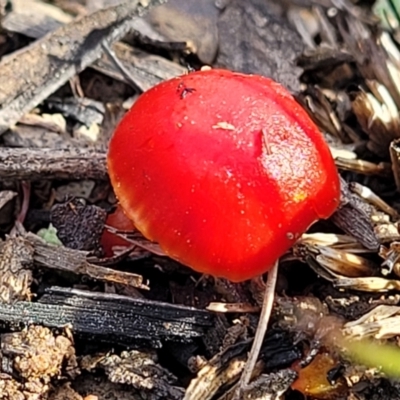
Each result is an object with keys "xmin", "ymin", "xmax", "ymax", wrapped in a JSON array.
[
  {"xmin": 94, "ymin": 41, "xmax": 187, "ymax": 92},
  {"xmin": 2, "ymin": 8, "xmax": 187, "ymax": 93},
  {"xmin": 331, "ymin": 178, "xmax": 380, "ymax": 251},
  {"xmin": 331, "ymin": 205, "xmax": 379, "ymax": 250},
  {"xmin": 0, "ymin": 286, "xmax": 214, "ymax": 346},
  {"xmin": 297, "ymin": 47, "xmax": 354, "ymax": 71},
  {"xmin": 47, "ymin": 97, "xmax": 105, "ymax": 127},
  {"xmin": 0, "ymin": 235, "xmax": 34, "ymax": 303},
  {"xmin": 0, "ymin": 147, "xmax": 107, "ymax": 181},
  {"xmin": 25, "ymin": 231, "xmax": 147, "ymax": 290},
  {"xmin": 0, "ymin": 0, "xmax": 167, "ymax": 134},
  {"xmin": 216, "ymin": 0, "xmax": 304, "ymax": 93},
  {"xmin": 0, "ymin": 325, "xmax": 78, "ymax": 399},
  {"xmin": 96, "ymin": 349, "xmax": 185, "ymax": 399},
  {"xmin": 1, "ymin": 0, "xmax": 71, "ymax": 39}
]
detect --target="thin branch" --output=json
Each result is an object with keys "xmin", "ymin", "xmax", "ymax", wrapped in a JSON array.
[{"xmin": 0, "ymin": 147, "xmax": 107, "ymax": 180}]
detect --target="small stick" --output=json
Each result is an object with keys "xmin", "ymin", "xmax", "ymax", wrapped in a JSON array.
[
  {"xmin": 0, "ymin": 147, "xmax": 107, "ymax": 181},
  {"xmin": 233, "ymin": 260, "xmax": 279, "ymax": 399},
  {"xmin": 102, "ymin": 41, "xmax": 142, "ymax": 92}
]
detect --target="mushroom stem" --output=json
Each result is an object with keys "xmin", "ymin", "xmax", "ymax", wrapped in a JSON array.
[{"xmin": 234, "ymin": 260, "xmax": 279, "ymax": 399}]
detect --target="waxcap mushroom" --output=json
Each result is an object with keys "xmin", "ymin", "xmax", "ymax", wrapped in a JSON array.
[{"xmin": 107, "ymin": 69, "xmax": 340, "ymax": 282}]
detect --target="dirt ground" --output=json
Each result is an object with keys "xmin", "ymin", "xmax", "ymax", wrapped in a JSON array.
[{"xmin": 1, "ymin": 0, "xmax": 400, "ymax": 399}]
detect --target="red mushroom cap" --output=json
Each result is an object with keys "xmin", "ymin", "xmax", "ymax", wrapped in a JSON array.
[{"xmin": 107, "ymin": 69, "xmax": 340, "ymax": 282}]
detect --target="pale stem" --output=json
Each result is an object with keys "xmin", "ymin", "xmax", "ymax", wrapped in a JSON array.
[{"xmin": 234, "ymin": 260, "xmax": 279, "ymax": 399}]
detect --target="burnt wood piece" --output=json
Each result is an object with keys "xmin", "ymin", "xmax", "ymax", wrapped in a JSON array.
[{"xmin": 0, "ymin": 287, "xmax": 214, "ymax": 346}]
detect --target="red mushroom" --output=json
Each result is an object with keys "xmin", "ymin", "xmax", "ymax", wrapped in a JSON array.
[
  {"xmin": 100, "ymin": 204, "xmax": 136, "ymax": 257},
  {"xmin": 107, "ymin": 69, "xmax": 340, "ymax": 282}
]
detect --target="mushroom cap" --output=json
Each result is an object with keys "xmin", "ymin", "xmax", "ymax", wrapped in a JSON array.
[{"xmin": 108, "ymin": 69, "xmax": 340, "ymax": 282}]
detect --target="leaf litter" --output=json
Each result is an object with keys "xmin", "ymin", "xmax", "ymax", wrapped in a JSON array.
[{"xmin": 1, "ymin": 0, "xmax": 400, "ymax": 399}]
